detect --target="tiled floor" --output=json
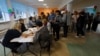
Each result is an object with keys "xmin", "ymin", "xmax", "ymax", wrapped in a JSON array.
[
  {"xmin": 0, "ymin": 44, "xmax": 11, "ymax": 56},
  {"xmin": 68, "ymin": 32, "xmax": 100, "ymax": 56},
  {"xmin": 0, "ymin": 31, "xmax": 100, "ymax": 56}
]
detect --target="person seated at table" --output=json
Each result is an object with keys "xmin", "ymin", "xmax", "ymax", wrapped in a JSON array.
[
  {"xmin": 42, "ymin": 19, "xmax": 51, "ymax": 33},
  {"xmin": 33, "ymin": 20, "xmax": 50, "ymax": 43},
  {"xmin": 28, "ymin": 20, "xmax": 51, "ymax": 53},
  {"xmin": 18, "ymin": 19, "xmax": 27, "ymax": 32},
  {"xmin": 2, "ymin": 22, "xmax": 27, "ymax": 53},
  {"xmin": 28, "ymin": 16, "xmax": 36, "ymax": 28}
]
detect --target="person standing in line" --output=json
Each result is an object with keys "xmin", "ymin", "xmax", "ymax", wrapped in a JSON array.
[
  {"xmin": 61, "ymin": 10, "xmax": 69, "ymax": 37},
  {"xmin": 40, "ymin": 12, "xmax": 46, "ymax": 19},
  {"xmin": 53, "ymin": 10, "xmax": 62, "ymax": 41},
  {"xmin": 85, "ymin": 12, "xmax": 90, "ymax": 31},
  {"xmin": 71, "ymin": 11, "xmax": 79, "ymax": 33},
  {"xmin": 66, "ymin": 11, "xmax": 71, "ymax": 33},
  {"xmin": 76, "ymin": 10, "xmax": 86, "ymax": 38},
  {"xmin": 87, "ymin": 13, "xmax": 94, "ymax": 31},
  {"xmin": 48, "ymin": 10, "xmax": 56, "ymax": 35},
  {"xmin": 92, "ymin": 12, "xmax": 100, "ymax": 32},
  {"xmin": 46, "ymin": 13, "xmax": 50, "ymax": 19}
]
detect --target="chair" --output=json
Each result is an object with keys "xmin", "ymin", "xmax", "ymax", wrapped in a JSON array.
[
  {"xmin": 38, "ymin": 28, "xmax": 52, "ymax": 56},
  {"xmin": 38, "ymin": 35, "xmax": 51, "ymax": 56}
]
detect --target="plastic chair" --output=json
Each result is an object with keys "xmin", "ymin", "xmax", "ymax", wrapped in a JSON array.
[{"xmin": 38, "ymin": 30, "xmax": 51, "ymax": 56}]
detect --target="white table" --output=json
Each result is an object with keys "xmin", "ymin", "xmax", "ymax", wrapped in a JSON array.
[
  {"xmin": 10, "ymin": 27, "xmax": 43, "ymax": 43},
  {"xmin": 10, "ymin": 27, "xmax": 40, "ymax": 56},
  {"xmin": 10, "ymin": 36, "xmax": 34, "ymax": 43},
  {"xmin": 11, "ymin": 35, "xmax": 37, "ymax": 56}
]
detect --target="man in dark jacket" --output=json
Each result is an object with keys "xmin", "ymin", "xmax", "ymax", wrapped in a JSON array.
[
  {"xmin": 76, "ymin": 11, "xmax": 86, "ymax": 37},
  {"xmin": 92, "ymin": 12, "xmax": 100, "ymax": 31}
]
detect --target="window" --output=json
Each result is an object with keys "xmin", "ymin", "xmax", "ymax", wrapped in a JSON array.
[
  {"xmin": 13, "ymin": 9, "xmax": 27, "ymax": 20},
  {"xmin": 0, "ymin": 7, "xmax": 10, "ymax": 23},
  {"xmin": 0, "ymin": 8, "xmax": 3, "ymax": 21}
]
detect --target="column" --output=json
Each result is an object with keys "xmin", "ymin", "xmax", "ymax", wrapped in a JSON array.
[{"xmin": 67, "ymin": 2, "xmax": 72, "ymax": 12}]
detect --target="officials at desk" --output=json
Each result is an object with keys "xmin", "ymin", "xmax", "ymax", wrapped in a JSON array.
[{"xmin": 2, "ymin": 19, "xmax": 50, "ymax": 54}]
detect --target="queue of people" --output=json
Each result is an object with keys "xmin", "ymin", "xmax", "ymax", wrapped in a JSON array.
[{"xmin": 47, "ymin": 10, "xmax": 100, "ymax": 38}]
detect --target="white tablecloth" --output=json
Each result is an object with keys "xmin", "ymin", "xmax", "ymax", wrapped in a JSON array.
[
  {"xmin": 10, "ymin": 27, "xmax": 38, "ymax": 43},
  {"xmin": 10, "ymin": 36, "xmax": 34, "ymax": 42},
  {"xmin": 10, "ymin": 26, "xmax": 43, "ymax": 43}
]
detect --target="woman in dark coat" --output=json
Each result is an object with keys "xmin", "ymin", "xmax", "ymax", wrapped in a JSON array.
[{"xmin": 2, "ymin": 22, "xmax": 22, "ymax": 52}]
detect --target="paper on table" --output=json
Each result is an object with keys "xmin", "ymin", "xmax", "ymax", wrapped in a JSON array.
[
  {"xmin": 11, "ymin": 36, "xmax": 34, "ymax": 42},
  {"xmin": 28, "ymin": 28, "xmax": 38, "ymax": 33},
  {"xmin": 11, "ymin": 27, "xmax": 39, "ymax": 43}
]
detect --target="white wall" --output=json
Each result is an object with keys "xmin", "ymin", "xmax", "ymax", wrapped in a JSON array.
[
  {"xmin": 58, "ymin": 0, "xmax": 73, "ymax": 9},
  {"xmin": 71, "ymin": 0, "xmax": 100, "ymax": 11},
  {"xmin": 0, "ymin": 0, "xmax": 13, "ymax": 30},
  {"xmin": 67, "ymin": 3, "xmax": 72, "ymax": 11},
  {"xmin": 0, "ymin": 0, "xmax": 38, "ymax": 31},
  {"xmin": 0, "ymin": 22, "xmax": 10, "ymax": 30}
]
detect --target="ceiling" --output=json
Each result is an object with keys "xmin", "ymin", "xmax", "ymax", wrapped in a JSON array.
[{"xmin": 13, "ymin": 0, "xmax": 73, "ymax": 8}]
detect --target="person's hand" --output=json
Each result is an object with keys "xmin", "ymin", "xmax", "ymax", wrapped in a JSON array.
[
  {"xmin": 28, "ymin": 32, "xmax": 34, "ymax": 36},
  {"xmin": 21, "ymin": 33, "xmax": 28, "ymax": 38},
  {"xmin": 21, "ymin": 31, "xmax": 34, "ymax": 38}
]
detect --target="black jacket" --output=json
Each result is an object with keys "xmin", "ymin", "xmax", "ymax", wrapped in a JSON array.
[
  {"xmin": 2, "ymin": 29, "xmax": 22, "ymax": 50},
  {"xmin": 77, "ymin": 13, "xmax": 86, "ymax": 28}
]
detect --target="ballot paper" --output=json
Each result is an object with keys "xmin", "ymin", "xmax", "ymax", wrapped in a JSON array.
[{"xmin": 28, "ymin": 28, "xmax": 38, "ymax": 33}]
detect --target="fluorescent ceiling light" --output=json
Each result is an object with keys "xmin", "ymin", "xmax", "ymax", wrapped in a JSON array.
[
  {"xmin": 43, "ymin": 4, "xmax": 47, "ymax": 6},
  {"xmin": 38, "ymin": 0, "xmax": 44, "ymax": 2}
]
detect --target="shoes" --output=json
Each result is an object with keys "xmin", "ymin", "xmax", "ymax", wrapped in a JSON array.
[
  {"xmin": 11, "ymin": 50, "xmax": 18, "ymax": 53},
  {"xmin": 54, "ymin": 38, "xmax": 59, "ymax": 41},
  {"xmin": 62, "ymin": 35, "xmax": 67, "ymax": 37},
  {"xmin": 53, "ymin": 34, "xmax": 55, "ymax": 36},
  {"xmin": 81, "ymin": 36, "xmax": 85, "ymax": 38},
  {"xmin": 75, "ymin": 36, "xmax": 79, "ymax": 38}
]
